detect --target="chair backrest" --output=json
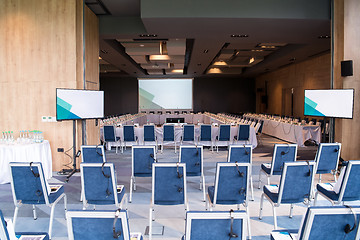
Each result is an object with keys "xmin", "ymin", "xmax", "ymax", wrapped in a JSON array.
[
  {"xmin": 314, "ymin": 143, "xmax": 341, "ymax": 174},
  {"xmin": 297, "ymin": 206, "xmax": 360, "ymax": 240},
  {"xmin": 163, "ymin": 125, "xmax": 175, "ymax": 141},
  {"xmin": 179, "ymin": 146, "xmax": 203, "ymax": 176},
  {"xmin": 218, "ymin": 125, "xmax": 231, "ymax": 141},
  {"xmin": 103, "ymin": 125, "xmax": 116, "ymax": 142},
  {"xmin": 123, "ymin": 125, "xmax": 136, "ymax": 142},
  {"xmin": 152, "ymin": 163, "xmax": 187, "ymax": 205},
  {"xmin": 258, "ymin": 120, "xmax": 264, "ymax": 134},
  {"xmin": 183, "ymin": 125, "xmax": 195, "ymax": 141},
  {"xmin": 80, "ymin": 163, "xmax": 119, "ymax": 205},
  {"xmin": 213, "ymin": 163, "xmax": 250, "ymax": 205},
  {"xmin": 270, "ymin": 144, "xmax": 298, "ymax": 175},
  {"xmin": 200, "ymin": 125, "xmax": 212, "ymax": 141},
  {"xmin": 237, "ymin": 125, "xmax": 250, "ymax": 141},
  {"xmin": 277, "ymin": 162, "xmax": 315, "ymax": 205},
  {"xmin": 9, "ymin": 162, "xmax": 49, "ymax": 205},
  {"xmin": 143, "ymin": 125, "xmax": 156, "ymax": 142},
  {"xmin": 66, "ymin": 210, "xmax": 131, "ymax": 240},
  {"xmin": 132, "ymin": 146, "xmax": 156, "ymax": 177},
  {"xmin": 184, "ymin": 211, "xmax": 247, "ymax": 240},
  {"xmin": 227, "ymin": 145, "xmax": 252, "ymax": 164},
  {"xmin": 0, "ymin": 210, "xmax": 10, "ymax": 240},
  {"xmin": 81, "ymin": 145, "xmax": 106, "ymax": 163},
  {"xmin": 339, "ymin": 161, "xmax": 360, "ymax": 202}
]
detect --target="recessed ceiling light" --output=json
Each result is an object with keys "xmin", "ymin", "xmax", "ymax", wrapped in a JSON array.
[
  {"xmin": 139, "ymin": 34, "xmax": 158, "ymax": 37},
  {"xmin": 249, "ymin": 57, "xmax": 255, "ymax": 64},
  {"xmin": 149, "ymin": 55, "xmax": 170, "ymax": 61},
  {"xmin": 213, "ymin": 61, "xmax": 227, "ymax": 66},
  {"xmin": 171, "ymin": 69, "xmax": 183, "ymax": 73},
  {"xmin": 99, "ymin": 56, "xmax": 102, "ymax": 60},
  {"xmin": 139, "ymin": 44, "xmax": 145, "ymax": 47},
  {"xmin": 260, "ymin": 45, "xmax": 276, "ymax": 49},
  {"xmin": 251, "ymin": 49, "xmax": 264, "ymax": 52},
  {"xmin": 318, "ymin": 35, "xmax": 330, "ymax": 39},
  {"xmin": 230, "ymin": 34, "xmax": 249, "ymax": 38},
  {"xmin": 203, "ymin": 49, "xmax": 209, "ymax": 53},
  {"xmin": 207, "ymin": 68, "xmax": 222, "ymax": 74}
]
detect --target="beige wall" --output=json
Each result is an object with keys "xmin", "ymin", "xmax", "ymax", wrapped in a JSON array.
[
  {"xmin": 256, "ymin": 53, "xmax": 331, "ymax": 118},
  {"xmin": 0, "ymin": 0, "xmax": 99, "ymax": 171}
]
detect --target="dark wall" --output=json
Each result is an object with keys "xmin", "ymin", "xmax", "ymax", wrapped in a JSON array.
[
  {"xmin": 193, "ymin": 77, "xmax": 256, "ymax": 114},
  {"xmin": 100, "ymin": 76, "xmax": 256, "ymax": 116},
  {"xmin": 100, "ymin": 76, "xmax": 138, "ymax": 116}
]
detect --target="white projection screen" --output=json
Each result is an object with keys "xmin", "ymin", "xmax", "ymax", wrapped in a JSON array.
[
  {"xmin": 138, "ymin": 78, "xmax": 193, "ymax": 110},
  {"xmin": 304, "ymin": 89, "xmax": 354, "ymax": 118},
  {"xmin": 56, "ymin": 89, "xmax": 104, "ymax": 121}
]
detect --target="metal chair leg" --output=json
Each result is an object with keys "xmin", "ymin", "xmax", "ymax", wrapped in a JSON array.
[
  {"xmin": 246, "ymin": 205, "xmax": 252, "ymax": 240},
  {"xmin": 289, "ymin": 204, "xmax": 294, "ymax": 218},
  {"xmin": 13, "ymin": 206, "xmax": 19, "ymax": 227},
  {"xmin": 272, "ymin": 205, "xmax": 278, "ymax": 230},
  {"xmin": 129, "ymin": 176, "xmax": 134, "ymax": 203},
  {"xmin": 259, "ymin": 193, "xmax": 264, "ymax": 219},
  {"xmin": 149, "ymin": 207, "xmax": 153, "ymax": 240},
  {"xmin": 32, "ymin": 205, "xmax": 37, "ymax": 220}
]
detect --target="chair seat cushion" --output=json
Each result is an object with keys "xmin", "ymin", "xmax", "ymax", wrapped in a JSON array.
[
  {"xmin": 263, "ymin": 185, "xmax": 279, "ymax": 203},
  {"xmin": 16, "ymin": 232, "xmax": 49, "ymax": 240},
  {"xmin": 317, "ymin": 183, "xmax": 339, "ymax": 201},
  {"xmin": 87, "ymin": 186, "xmax": 126, "ymax": 205},
  {"xmin": 261, "ymin": 163, "xmax": 271, "ymax": 175}
]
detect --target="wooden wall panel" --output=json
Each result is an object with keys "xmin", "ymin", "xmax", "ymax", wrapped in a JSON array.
[
  {"xmin": 256, "ymin": 53, "xmax": 331, "ymax": 118},
  {"xmin": 339, "ymin": 0, "xmax": 360, "ymax": 160},
  {"xmin": 0, "ymin": 0, "xmax": 99, "ymax": 171}
]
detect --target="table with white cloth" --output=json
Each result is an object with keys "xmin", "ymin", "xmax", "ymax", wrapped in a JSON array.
[
  {"xmin": 0, "ymin": 140, "xmax": 53, "ymax": 184},
  {"xmin": 260, "ymin": 118, "xmax": 321, "ymax": 147},
  {"xmin": 104, "ymin": 124, "xmax": 257, "ymax": 149}
]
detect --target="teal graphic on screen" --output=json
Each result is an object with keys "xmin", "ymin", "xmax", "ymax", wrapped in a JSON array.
[
  {"xmin": 304, "ymin": 89, "xmax": 354, "ymax": 118},
  {"xmin": 56, "ymin": 89, "xmax": 104, "ymax": 120},
  {"xmin": 138, "ymin": 79, "xmax": 193, "ymax": 110},
  {"xmin": 57, "ymin": 97, "xmax": 81, "ymax": 120}
]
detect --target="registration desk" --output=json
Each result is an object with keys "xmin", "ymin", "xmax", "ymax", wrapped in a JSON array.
[{"xmin": 0, "ymin": 140, "xmax": 52, "ymax": 184}]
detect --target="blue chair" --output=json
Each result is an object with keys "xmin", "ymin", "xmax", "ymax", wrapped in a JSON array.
[
  {"xmin": 235, "ymin": 124, "xmax": 250, "ymax": 144},
  {"xmin": 122, "ymin": 125, "xmax": 138, "ymax": 153},
  {"xmin": 9, "ymin": 162, "xmax": 67, "ymax": 239},
  {"xmin": 198, "ymin": 124, "xmax": 213, "ymax": 151},
  {"xmin": 80, "ymin": 162, "xmax": 127, "ymax": 210},
  {"xmin": 183, "ymin": 211, "xmax": 248, "ymax": 240},
  {"xmin": 216, "ymin": 125, "xmax": 231, "ymax": 152},
  {"xmin": 259, "ymin": 162, "xmax": 315, "ymax": 229},
  {"xmin": 0, "ymin": 209, "xmax": 49, "ymax": 240},
  {"xmin": 149, "ymin": 163, "xmax": 188, "ymax": 240},
  {"xmin": 130, "ymin": 146, "xmax": 156, "ymax": 202},
  {"xmin": 80, "ymin": 145, "xmax": 106, "ymax": 163},
  {"xmin": 103, "ymin": 125, "xmax": 121, "ymax": 154},
  {"xmin": 206, "ymin": 162, "xmax": 252, "ymax": 239},
  {"xmin": 270, "ymin": 206, "xmax": 360, "ymax": 240},
  {"xmin": 179, "ymin": 146, "xmax": 206, "ymax": 201},
  {"xmin": 143, "ymin": 125, "xmax": 158, "ymax": 151},
  {"xmin": 314, "ymin": 160, "xmax": 360, "ymax": 206},
  {"xmin": 256, "ymin": 120, "xmax": 264, "ymax": 146},
  {"xmin": 314, "ymin": 143, "xmax": 341, "ymax": 183},
  {"xmin": 161, "ymin": 124, "xmax": 177, "ymax": 153},
  {"xmin": 181, "ymin": 125, "xmax": 195, "ymax": 145},
  {"xmin": 228, "ymin": 145, "xmax": 254, "ymax": 201},
  {"xmin": 258, "ymin": 144, "xmax": 298, "ymax": 189},
  {"xmin": 66, "ymin": 210, "xmax": 143, "ymax": 240}
]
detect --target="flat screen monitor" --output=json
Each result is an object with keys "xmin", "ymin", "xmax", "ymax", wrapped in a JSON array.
[
  {"xmin": 304, "ymin": 89, "xmax": 354, "ymax": 118},
  {"xmin": 138, "ymin": 78, "xmax": 193, "ymax": 110},
  {"xmin": 56, "ymin": 88, "xmax": 104, "ymax": 121}
]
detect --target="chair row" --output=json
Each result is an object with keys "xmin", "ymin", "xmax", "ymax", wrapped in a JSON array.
[
  {"xmin": 3, "ymin": 205, "xmax": 360, "ymax": 240},
  {"xmin": 103, "ymin": 123, "xmax": 253, "ymax": 154}
]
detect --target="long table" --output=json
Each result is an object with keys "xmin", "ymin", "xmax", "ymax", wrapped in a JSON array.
[
  {"xmin": 0, "ymin": 140, "xmax": 52, "ymax": 184},
  {"xmin": 254, "ymin": 117, "xmax": 321, "ymax": 147}
]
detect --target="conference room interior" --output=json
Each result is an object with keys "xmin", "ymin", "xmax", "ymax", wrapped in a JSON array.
[{"xmin": 1, "ymin": 0, "xmax": 360, "ymax": 240}]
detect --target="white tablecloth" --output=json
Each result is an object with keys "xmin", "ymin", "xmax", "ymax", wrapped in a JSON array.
[
  {"xmin": 260, "ymin": 118, "xmax": 321, "ymax": 147},
  {"xmin": 0, "ymin": 140, "xmax": 53, "ymax": 184}
]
